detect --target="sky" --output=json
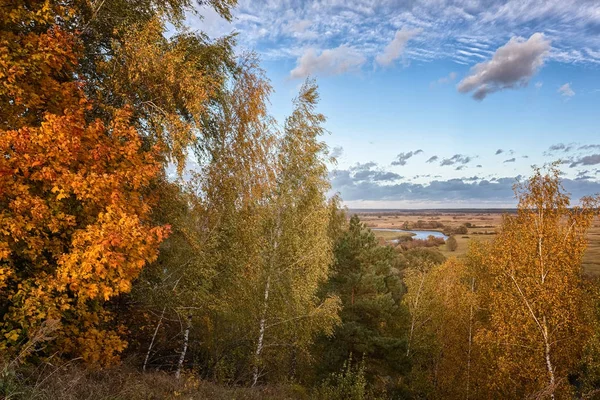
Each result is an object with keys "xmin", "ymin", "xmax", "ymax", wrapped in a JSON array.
[{"xmin": 186, "ymin": 0, "xmax": 600, "ymax": 208}]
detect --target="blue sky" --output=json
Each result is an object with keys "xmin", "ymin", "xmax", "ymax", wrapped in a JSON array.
[{"xmin": 187, "ymin": 0, "xmax": 600, "ymax": 208}]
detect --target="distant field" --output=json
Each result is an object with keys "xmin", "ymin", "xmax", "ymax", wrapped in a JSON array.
[
  {"xmin": 371, "ymin": 229, "xmax": 414, "ymax": 241},
  {"xmin": 353, "ymin": 210, "xmax": 600, "ymax": 275},
  {"xmin": 585, "ymin": 226, "xmax": 600, "ymax": 275}
]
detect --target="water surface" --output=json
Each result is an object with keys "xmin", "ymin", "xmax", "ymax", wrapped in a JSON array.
[{"xmin": 372, "ymin": 228, "xmax": 448, "ymax": 241}]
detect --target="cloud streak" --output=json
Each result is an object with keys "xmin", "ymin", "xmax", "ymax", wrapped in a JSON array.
[
  {"xmin": 558, "ymin": 83, "xmax": 575, "ymax": 97},
  {"xmin": 391, "ymin": 149, "xmax": 423, "ymax": 166},
  {"xmin": 191, "ymin": 0, "xmax": 600, "ymax": 71},
  {"xmin": 440, "ymin": 154, "xmax": 473, "ymax": 166},
  {"xmin": 376, "ymin": 27, "xmax": 422, "ymax": 67},
  {"xmin": 570, "ymin": 154, "xmax": 600, "ymax": 167},
  {"xmin": 290, "ymin": 45, "xmax": 366, "ymax": 78}
]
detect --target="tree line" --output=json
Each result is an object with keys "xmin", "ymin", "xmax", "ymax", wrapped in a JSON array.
[{"xmin": 2, "ymin": 1, "xmax": 600, "ymax": 399}]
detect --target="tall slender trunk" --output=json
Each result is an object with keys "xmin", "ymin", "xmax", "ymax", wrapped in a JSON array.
[
  {"xmin": 543, "ymin": 317, "xmax": 556, "ymax": 400},
  {"xmin": 536, "ymin": 210, "xmax": 555, "ymax": 398},
  {"xmin": 290, "ymin": 345, "xmax": 298, "ymax": 381},
  {"xmin": 510, "ymin": 274, "xmax": 556, "ymax": 399},
  {"xmin": 252, "ymin": 274, "xmax": 271, "ymax": 387},
  {"xmin": 175, "ymin": 313, "xmax": 192, "ymax": 379},
  {"xmin": 143, "ymin": 306, "xmax": 165, "ymax": 372},
  {"xmin": 289, "ymin": 330, "xmax": 298, "ymax": 381}
]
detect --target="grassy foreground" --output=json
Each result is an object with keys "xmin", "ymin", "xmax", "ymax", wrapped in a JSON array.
[{"xmin": 1, "ymin": 363, "xmax": 306, "ymax": 400}]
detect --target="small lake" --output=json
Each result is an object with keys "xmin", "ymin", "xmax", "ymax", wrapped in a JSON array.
[{"xmin": 371, "ymin": 228, "xmax": 449, "ymax": 241}]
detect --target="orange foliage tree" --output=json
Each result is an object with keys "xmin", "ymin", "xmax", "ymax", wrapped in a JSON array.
[
  {"xmin": 473, "ymin": 166, "xmax": 600, "ymax": 398},
  {"xmin": 0, "ymin": 1, "xmax": 168, "ymax": 366}
]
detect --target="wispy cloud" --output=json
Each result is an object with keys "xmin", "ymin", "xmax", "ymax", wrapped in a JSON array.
[
  {"xmin": 579, "ymin": 144, "xmax": 600, "ymax": 151},
  {"xmin": 290, "ymin": 45, "xmax": 366, "ymax": 78},
  {"xmin": 431, "ymin": 71, "xmax": 457, "ymax": 87},
  {"xmin": 440, "ymin": 154, "xmax": 473, "ymax": 166},
  {"xmin": 189, "ymin": 0, "xmax": 600, "ymax": 76},
  {"xmin": 330, "ymin": 146, "xmax": 344, "ymax": 159},
  {"xmin": 558, "ymin": 83, "xmax": 575, "ymax": 97},
  {"xmin": 391, "ymin": 149, "xmax": 423, "ymax": 166},
  {"xmin": 375, "ymin": 27, "xmax": 422, "ymax": 67},
  {"xmin": 570, "ymin": 154, "xmax": 600, "ymax": 167},
  {"xmin": 544, "ymin": 142, "xmax": 576, "ymax": 155}
]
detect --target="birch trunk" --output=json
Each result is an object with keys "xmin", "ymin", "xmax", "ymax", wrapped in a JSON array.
[
  {"xmin": 543, "ymin": 317, "xmax": 556, "ymax": 400},
  {"xmin": 252, "ymin": 274, "xmax": 271, "ymax": 387},
  {"xmin": 175, "ymin": 313, "xmax": 192, "ymax": 379},
  {"xmin": 143, "ymin": 306, "xmax": 165, "ymax": 372}
]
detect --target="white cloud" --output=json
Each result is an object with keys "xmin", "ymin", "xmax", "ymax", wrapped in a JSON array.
[
  {"xmin": 375, "ymin": 27, "xmax": 422, "ymax": 66},
  {"xmin": 330, "ymin": 146, "xmax": 344, "ymax": 159},
  {"xmin": 282, "ymin": 19, "xmax": 318, "ymax": 40},
  {"xmin": 558, "ymin": 83, "xmax": 575, "ymax": 97},
  {"xmin": 290, "ymin": 20, "xmax": 311, "ymax": 34},
  {"xmin": 290, "ymin": 45, "xmax": 366, "ymax": 79},
  {"xmin": 432, "ymin": 71, "xmax": 458, "ymax": 86},
  {"xmin": 457, "ymin": 33, "xmax": 551, "ymax": 100}
]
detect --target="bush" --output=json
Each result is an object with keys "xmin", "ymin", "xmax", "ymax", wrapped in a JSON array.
[
  {"xmin": 446, "ymin": 236, "xmax": 458, "ymax": 252},
  {"xmin": 314, "ymin": 355, "xmax": 369, "ymax": 400}
]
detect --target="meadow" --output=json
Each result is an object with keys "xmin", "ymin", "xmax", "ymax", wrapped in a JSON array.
[{"xmin": 355, "ymin": 209, "xmax": 600, "ymax": 274}]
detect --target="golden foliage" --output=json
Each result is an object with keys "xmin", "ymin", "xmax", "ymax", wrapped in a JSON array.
[{"xmin": 0, "ymin": 2, "xmax": 168, "ymax": 366}]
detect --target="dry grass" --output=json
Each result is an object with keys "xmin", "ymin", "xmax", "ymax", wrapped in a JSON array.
[
  {"xmin": 1, "ymin": 362, "xmax": 307, "ymax": 400},
  {"xmin": 584, "ymin": 225, "xmax": 600, "ymax": 275},
  {"xmin": 371, "ymin": 230, "xmax": 413, "ymax": 242}
]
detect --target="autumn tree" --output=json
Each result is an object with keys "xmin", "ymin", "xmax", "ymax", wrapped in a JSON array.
[
  {"xmin": 403, "ymin": 255, "xmax": 483, "ymax": 399},
  {"xmin": 469, "ymin": 166, "xmax": 600, "ymax": 398},
  {"xmin": 0, "ymin": 25, "xmax": 167, "ymax": 370},
  {"xmin": 251, "ymin": 81, "xmax": 341, "ymax": 386},
  {"xmin": 0, "ymin": 1, "xmax": 182, "ymax": 366},
  {"xmin": 6, "ymin": 0, "xmax": 238, "ymax": 171},
  {"xmin": 0, "ymin": 0, "xmax": 271, "ymax": 369},
  {"xmin": 128, "ymin": 55, "xmax": 277, "ymax": 377},
  {"xmin": 403, "ymin": 167, "xmax": 600, "ymax": 399}
]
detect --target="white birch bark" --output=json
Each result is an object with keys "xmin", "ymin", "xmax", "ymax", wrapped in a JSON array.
[
  {"xmin": 175, "ymin": 313, "xmax": 192, "ymax": 379},
  {"xmin": 143, "ymin": 306, "xmax": 165, "ymax": 372},
  {"xmin": 252, "ymin": 274, "xmax": 271, "ymax": 387}
]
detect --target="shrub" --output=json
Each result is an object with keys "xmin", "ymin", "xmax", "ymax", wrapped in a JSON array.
[
  {"xmin": 314, "ymin": 355, "xmax": 369, "ymax": 400},
  {"xmin": 446, "ymin": 236, "xmax": 458, "ymax": 252}
]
